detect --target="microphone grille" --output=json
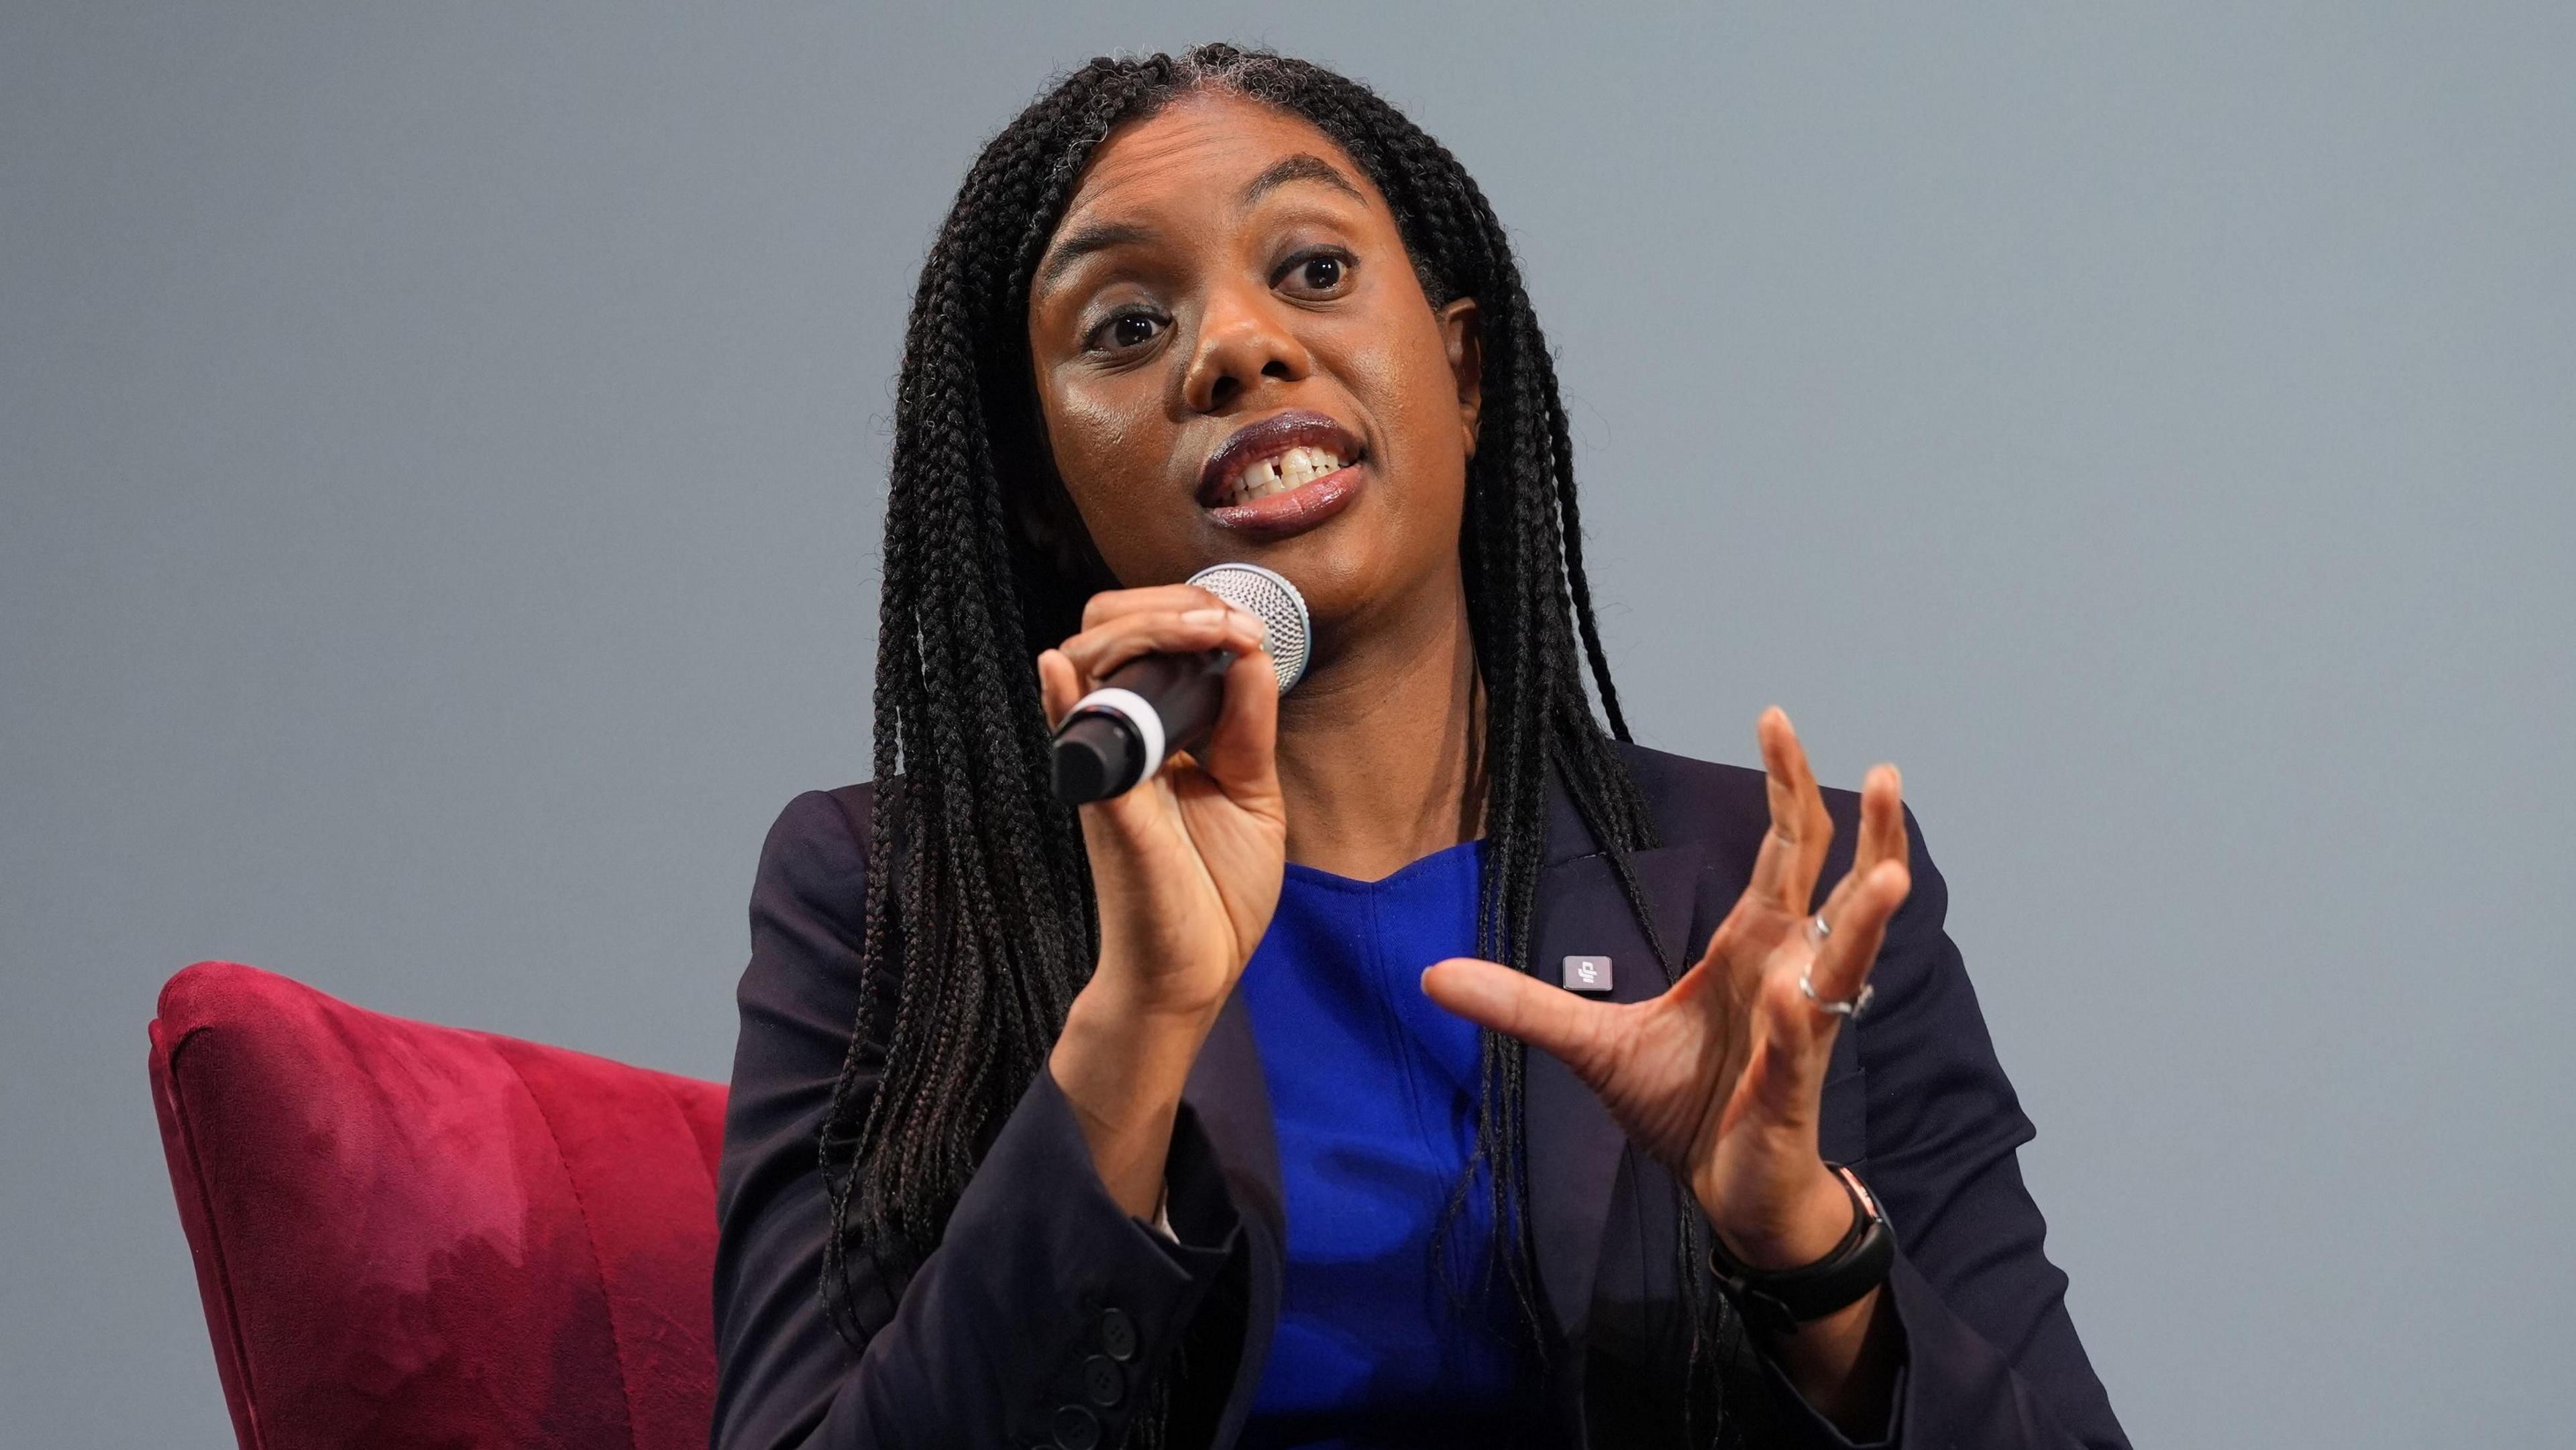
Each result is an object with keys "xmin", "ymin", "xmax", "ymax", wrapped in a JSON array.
[{"xmin": 1188, "ymin": 562, "xmax": 1311, "ymax": 693}]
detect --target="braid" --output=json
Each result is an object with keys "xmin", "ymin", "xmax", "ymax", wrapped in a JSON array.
[{"xmin": 822, "ymin": 44, "xmax": 1745, "ymax": 1443}]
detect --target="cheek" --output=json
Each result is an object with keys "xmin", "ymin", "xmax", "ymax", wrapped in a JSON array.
[
  {"xmin": 1350, "ymin": 321, "xmax": 1471, "ymax": 514},
  {"xmin": 1045, "ymin": 374, "xmax": 1150, "ymax": 494},
  {"xmin": 1039, "ymin": 371, "xmax": 1185, "ymax": 575}
]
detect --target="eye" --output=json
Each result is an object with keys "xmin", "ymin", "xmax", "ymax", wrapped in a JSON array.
[
  {"xmin": 1279, "ymin": 250, "xmax": 1354, "ymax": 299},
  {"xmin": 1086, "ymin": 309, "xmax": 1165, "ymax": 354}
]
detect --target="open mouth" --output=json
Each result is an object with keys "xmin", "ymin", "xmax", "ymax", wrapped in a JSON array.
[
  {"xmin": 1212, "ymin": 442, "xmax": 1352, "ymax": 507},
  {"xmin": 1195, "ymin": 411, "xmax": 1367, "ymax": 537}
]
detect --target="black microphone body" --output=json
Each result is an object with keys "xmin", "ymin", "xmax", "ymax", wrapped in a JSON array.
[
  {"xmin": 1049, "ymin": 648, "xmax": 1232, "ymax": 805},
  {"xmin": 1049, "ymin": 562, "xmax": 1311, "ymax": 806}
]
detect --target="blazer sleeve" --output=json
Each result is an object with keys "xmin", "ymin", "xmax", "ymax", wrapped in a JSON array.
[
  {"xmin": 1792, "ymin": 807, "xmax": 2130, "ymax": 1450},
  {"xmin": 709, "ymin": 788, "xmax": 1246, "ymax": 1450}
]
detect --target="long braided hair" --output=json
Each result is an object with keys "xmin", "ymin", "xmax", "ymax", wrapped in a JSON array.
[{"xmin": 821, "ymin": 44, "xmax": 1746, "ymax": 1443}]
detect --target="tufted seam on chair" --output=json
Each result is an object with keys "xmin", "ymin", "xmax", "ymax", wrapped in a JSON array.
[
  {"xmin": 496, "ymin": 1051, "xmax": 643, "ymax": 1450},
  {"xmin": 158, "ymin": 1021, "xmax": 270, "ymax": 1450}
]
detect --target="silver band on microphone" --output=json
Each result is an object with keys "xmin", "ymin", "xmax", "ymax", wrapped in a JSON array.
[{"xmin": 1063, "ymin": 686, "xmax": 1164, "ymax": 780}]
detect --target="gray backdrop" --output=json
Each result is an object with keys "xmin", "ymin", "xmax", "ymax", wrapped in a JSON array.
[{"xmin": 5, "ymin": 4, "xmax": 2569, "ymax": 1445}]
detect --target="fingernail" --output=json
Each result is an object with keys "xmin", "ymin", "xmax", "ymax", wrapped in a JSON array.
[{"xmin": 1183, "ymin": 607, "xmax": 1226, "ymax": 624}]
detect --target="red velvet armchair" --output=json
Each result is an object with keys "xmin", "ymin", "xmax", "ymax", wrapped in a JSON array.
[{"xmin": 148, "ymin": 961, "xmax": 729, "ymax": 1450}]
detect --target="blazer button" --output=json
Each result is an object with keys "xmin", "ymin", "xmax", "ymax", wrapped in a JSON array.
[
  {"xmin": 1097, "ymin": 1306, "xmax": 1138, "ymax": 1361},
  {"xmin": 1052, "ymin": 1404, "xmax": 1100, "ymax": 1450},
  {"xmin": 1081, "ymin": 1353, "xmax": 1125, "ymax": 1408}
]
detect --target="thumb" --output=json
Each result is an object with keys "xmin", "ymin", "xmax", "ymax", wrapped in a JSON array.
[{"xmin": 1421, "ymin": 957, "xmax": 1616, "ymax": 1084}]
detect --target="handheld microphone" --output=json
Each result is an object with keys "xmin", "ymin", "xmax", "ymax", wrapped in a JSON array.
[{"xmin": 1050, "ymin": 562, "xmax": 1310, "ymax": 805}]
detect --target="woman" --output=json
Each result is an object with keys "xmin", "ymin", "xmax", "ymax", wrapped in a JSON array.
[{"xmin": 713, "ymin": 44, "xmax": 2127, "ymax": 1450}]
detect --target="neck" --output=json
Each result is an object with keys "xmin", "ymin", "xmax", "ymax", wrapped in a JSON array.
[{"xmin": 1271, "ymin": 570, "xmax": 1485, "ymax": 881}]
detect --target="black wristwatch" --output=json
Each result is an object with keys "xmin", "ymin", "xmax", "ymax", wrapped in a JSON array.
[{"xmin": 1706, "ymin": 1163, "xmax": 1895, "ymax": 1336}]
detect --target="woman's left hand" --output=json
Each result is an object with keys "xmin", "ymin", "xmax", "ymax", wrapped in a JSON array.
[{"xmin": 1421, "ymin": 707, "xmax": 1911, "ymax": 1274}]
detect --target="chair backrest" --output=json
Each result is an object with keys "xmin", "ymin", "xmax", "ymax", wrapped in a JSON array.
[{"xmin": 148, "ymin": 961, "xmax": 729, "ymax": 1450}]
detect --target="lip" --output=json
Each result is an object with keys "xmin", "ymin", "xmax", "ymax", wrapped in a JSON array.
[{"xmin": 1195, "ymin": 409, "xmax": 1368, "ymax": 541}]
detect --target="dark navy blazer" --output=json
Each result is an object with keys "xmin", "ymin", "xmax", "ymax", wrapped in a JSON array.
[{"xmin": 711, "ymin": 744, "xmax": 2131, "ymax": 1449}]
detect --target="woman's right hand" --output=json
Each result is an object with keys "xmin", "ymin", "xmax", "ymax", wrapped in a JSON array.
[
  {"xmin": 1038, "ymin": 584, "xmax": 1287, "ymax": 1216},
  {"xmin": 1038, "ymin": 582, "xmax": 1289, "ymax": 1021}
]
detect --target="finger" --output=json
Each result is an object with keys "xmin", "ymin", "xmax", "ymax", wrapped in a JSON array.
[
  {"xmin": 1742, "ymin": 960, "xmax": 1845, "ymax": 1121},
  {"xmin": 1737, "ymin": 858, "xmax": 1911, "ymax": 1120},
  {"xmin": 1192, "ymin": 641, "xmax": 1280, "ymax": 798},
  {"xmin": 1794, "ymin": 765, "xmax": 1904, "ymax": 947},
  {"xmin": 1038, "ymin": 649, "xmax": 1081, "ymax": 729},
  {"xmin": 1805, "ymin": 859, "xmax": 1911, "ymax": 1013},
  {"xmin": 1079, "ymin": 584, "xmax": 1226, "ymax": 631},
  {"xmin": 1850, "ymin": 764, "xmax": 1907, "ymax": 884},
  {"xmin": 1747, "ymin": 708, "xmax": 1834, "ymax": 914},
  {"xmin": 1419, "ymin": 958, "xmax": 1621, "ymax": 1085},
  {"xmin": 1057, "ymin": 606, "xmax": 1265, "ymax": 687},
  {"xmin": 1808, "ymin": 866, "xmax": 1864, "ymax": 945}
]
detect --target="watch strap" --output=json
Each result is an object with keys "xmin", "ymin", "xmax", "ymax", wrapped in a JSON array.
[{"xmin": 1707, "ymin": 1163, "xmax": 1894, "ymax": 1335}]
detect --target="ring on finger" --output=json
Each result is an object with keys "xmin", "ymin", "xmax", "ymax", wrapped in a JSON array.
[
  {"xmin": 1807, "ymin": 913, "xmax": 1831, "ymax": 945},
  {"xmin": 1800, "ymin": 967, "xmax": 1872, "ymax": 1019}
]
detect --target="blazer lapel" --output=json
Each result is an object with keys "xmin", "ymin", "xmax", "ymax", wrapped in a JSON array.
[
  {"xmin": 1525, "ymin": 837, "xmax": 1705, "ymax": 1355},
  {"xmin": 1181, "ymin": 988, "xmax": 1283, "ymax": 1446}
]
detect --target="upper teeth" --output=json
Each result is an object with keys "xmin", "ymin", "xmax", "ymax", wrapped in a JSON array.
[{"xmin": 1220, "ymin": 444, "xmax": 1346, "ymax": 505}]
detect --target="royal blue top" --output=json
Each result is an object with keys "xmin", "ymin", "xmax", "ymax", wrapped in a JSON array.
[{"xmin": 1236, "ymin": 839, "xmax": 1551, "ymax": 1450}]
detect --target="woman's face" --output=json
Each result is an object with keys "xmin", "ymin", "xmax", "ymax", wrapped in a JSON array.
[{"xmin": 1025, "ymin": 92, "xmax": 1481, "ymax": 634}]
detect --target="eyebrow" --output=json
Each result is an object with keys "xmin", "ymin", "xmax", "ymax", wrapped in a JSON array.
[
  {"xmin": 1034, "ymin": 154, "xmax": 1366, "ymax": 297},
  {"xmin": 1238, "ymin": 153, "xmax": 1365, "ymax": 208},
  {"xmin": 1035, "ymin": 220, "xmax": 1159, "ymax": 295}
]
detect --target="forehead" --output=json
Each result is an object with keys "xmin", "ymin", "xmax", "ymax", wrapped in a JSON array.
[{"xmin": 1061, "ymin": 92, "xmax": 1377, "ymax": 222}]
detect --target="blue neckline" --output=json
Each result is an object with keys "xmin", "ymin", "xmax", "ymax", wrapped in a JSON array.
[
  {"xmin": 1239, "ymin": 829, "xmax": 1534, "ymax": 1433},
  {"xmin": 1278, "ymin": 837, "xmax": 1485, "ymax": 894}
]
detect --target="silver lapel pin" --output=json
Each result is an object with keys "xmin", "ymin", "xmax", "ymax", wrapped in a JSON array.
[{"xmin": 1561, "ymin": 955, "xmax": 1613, "ymax": 993}]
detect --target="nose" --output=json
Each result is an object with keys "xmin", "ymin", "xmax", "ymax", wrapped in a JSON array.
[{"xmin": 1181, "ymin": 278, "xmax": 1311, "ymax": 413}]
